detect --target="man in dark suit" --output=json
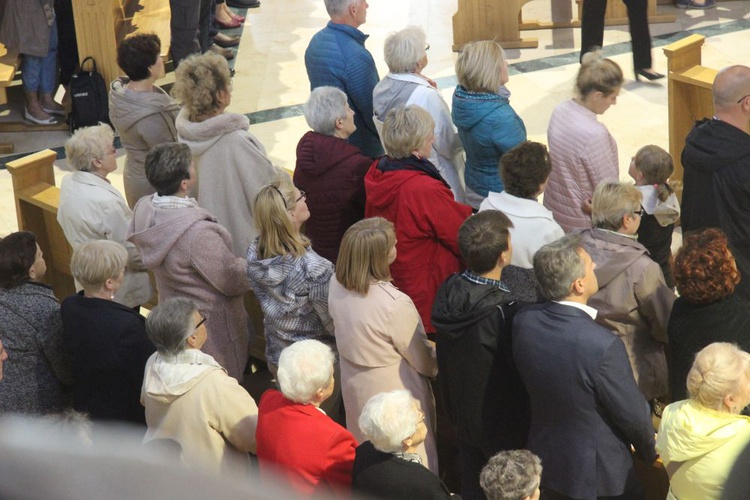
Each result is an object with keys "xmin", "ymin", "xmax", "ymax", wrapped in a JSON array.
[{"xmin": 513, "ymin": 234, "xmax": 656, "ymax": 500}]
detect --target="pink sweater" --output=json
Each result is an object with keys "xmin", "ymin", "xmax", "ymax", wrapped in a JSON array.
[{"xmin": 544, "ymin": 99, "xmax": 619, "ymax": 232}]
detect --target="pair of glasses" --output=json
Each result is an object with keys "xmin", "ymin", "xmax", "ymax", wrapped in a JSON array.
[
  {"xmin": 737, "ymin": 95, "xmax": 750, "ymax": 104},
  {"xmin": 194, "ymin": 313, "xmax": 207, "ymax": 331},
  {"xmin": 295, "ymin": 190, "xmax": 307, "ymax": 203},
  {"xmin": 634, "ymin": 208, "xmax": 645, "ymax": 217},
  {"xmin": 424, "ymin": 43, "xmax": 430, "ymax": 51}
]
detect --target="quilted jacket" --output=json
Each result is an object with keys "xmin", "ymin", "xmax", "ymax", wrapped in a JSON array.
[
  {"xmin": 305, "ymin": 22, "xmax": 384, "ymax": 158},
  {"xmin": 452, "ymin": 85, "xmax": 526, "ymax": 208},
  {"xmin": 544, "ymin": 99, "xmax": 619, "ymax": 232},
  {"xmin": 294, "ymin": 131, "xmax": 372, "ymax": 264}
]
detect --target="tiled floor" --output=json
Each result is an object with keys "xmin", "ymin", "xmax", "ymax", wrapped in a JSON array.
[{"xmin": 1, "ymin": 0, "xmax": 750, "ymax": 236}]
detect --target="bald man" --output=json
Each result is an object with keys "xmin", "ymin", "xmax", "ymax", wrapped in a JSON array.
[{"xmin": 681, "ymin": 65, "xmax": 750, "ymax": 299}]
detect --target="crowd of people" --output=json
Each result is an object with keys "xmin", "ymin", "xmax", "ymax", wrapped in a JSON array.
[{"xmin": 3, "ymin": 0, "xmax": 750, "ymax": 499}]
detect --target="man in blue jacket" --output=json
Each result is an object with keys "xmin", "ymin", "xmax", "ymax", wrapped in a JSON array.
[
  {"xmin": 513, "ymin": 234, "xmax": 656, "ymax": 500},
  {"xmin": 305, "ymin": 0, "xmax": 384, "ymax": 158}
]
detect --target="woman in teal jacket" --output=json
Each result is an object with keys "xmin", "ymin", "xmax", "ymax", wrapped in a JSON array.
[{"xmin": 452, "ymin": 41, "xmax": 526, "ymax": 209}]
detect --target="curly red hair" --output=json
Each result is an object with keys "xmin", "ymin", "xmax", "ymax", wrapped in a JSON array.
[{"xmin": 674, "ymin": 228, "xmax": 740, "ymax": 304}]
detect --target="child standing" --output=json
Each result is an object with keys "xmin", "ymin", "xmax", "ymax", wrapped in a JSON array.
[{"xmin": 629, "ymin": 145, "xmax": 680, "ymax": 288}]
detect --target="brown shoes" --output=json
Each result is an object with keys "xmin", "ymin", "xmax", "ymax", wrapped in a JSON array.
[
  {"xmin": 215, "ymin": 33, "xmax": 241, "ymax": 48},
  {"xmin": 209, "ymin": 44, "xmax": 235, "ymax": 60}
]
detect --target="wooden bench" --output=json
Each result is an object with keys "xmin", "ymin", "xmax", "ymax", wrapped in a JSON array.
[
  {"xmin": 71, "ymin": 0, "xmax": 172, "ymax": 87},
  {"xmin": 6, "ymin": 149, "xmax": 268, "ymax": 363},
  {"xmin": 0, "ymin": 42, "xmax": 21, "ymax": 153},
  {"xmin": 662, "ymin": 34, "xmax": 717, "ymax": 186}
]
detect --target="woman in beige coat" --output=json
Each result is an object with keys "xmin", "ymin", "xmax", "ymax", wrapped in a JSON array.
[{"xmin": 328, "ymin": 217, "xmax": 439, "ymax": 474}]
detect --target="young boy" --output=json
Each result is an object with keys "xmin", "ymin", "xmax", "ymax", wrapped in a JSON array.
[{"xmin": 432, "ymin": 210, "xmax": 531, "ymax": 500}]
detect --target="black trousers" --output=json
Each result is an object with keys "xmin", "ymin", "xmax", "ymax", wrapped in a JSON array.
[
  {"xmin": 580, "ymin": 0, "xmax": 653, "ymax": 71},
  {"xmin": 169, "ymin": 0, "xmax": 213, "ymax": 68},
  {"xmin": 55, "ymin": 0, "xmax": 78, "ymax": 86}
]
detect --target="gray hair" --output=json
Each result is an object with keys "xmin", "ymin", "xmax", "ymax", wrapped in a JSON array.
[
  {"xmin": 591, "ymin": 182, "xmax": 642, "ymax": 231},
  {"xmin": 324, "ymin": 0, "xmax": 357, "ymax": 16},
  {"xmin": 303, "ymin": 86, "xmax": 349, "ymax": 136},
  {"xmin": 687, "ymin": 342, "xmax": 750, "ymax": 411},
  {"xmin": 145, "ymin": 143, "xmax": 193, "ymax": 196},
  {"xmin": 382, "ymin": 105, "xmax": 434, "ymax": 159},
  {"xmin": 146, "ymin": 298, "xmax": 197, "ymax": 356},
  {"xmin": 277, "ymin": 340, "xmax": 335, "ymax": 404},
  {"xmin": 383, "ymin": 26, "xmax": 426, "ymax": 74},
  {"xmin": 65, "ymin": 124, "xmax": 115, "ymax": 172},
  {"xmin": 480, "ymin": 450, "xmax": 543, "ymax": 500},
  {"xmin": 533, "ymin": 235, "xmax": 585, "ymax": 301},
  {"xmin": 70, "ymin": 240, "xmax": 127, "ymax": 290},
  {"xmin": 358, "ymin": 390, "xmax": 420, "ymax": 453}
]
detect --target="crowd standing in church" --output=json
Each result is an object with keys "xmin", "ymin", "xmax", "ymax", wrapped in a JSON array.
[{"xmin": 4, "ymin": 0, "xmax": 750, "ymax": 499}]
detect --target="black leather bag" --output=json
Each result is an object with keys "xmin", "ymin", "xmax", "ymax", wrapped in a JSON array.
[{"xmin": 69, "ymin": 57, "xmax": 111, "ymax": 132}]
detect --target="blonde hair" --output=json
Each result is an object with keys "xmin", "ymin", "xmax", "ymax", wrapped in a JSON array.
[
  {"xmin": 592, "ymin": 181, "xmax": 642, "ymax": 231},
  {"xmin": 171, "ymin": 51, "xmax": 232, "ymax": 117},
  {"xmin": 253, "ymin": 173, "xmax": 310, "ymax": 259},
  {"xmin": 576, "ymin": 51, "xmax": 624, "ymax": 99},
  {"xmin": 382, "ymin": 105, "xmax": 435, "ymax": 159},
  {"xmin": 65, "ymin": 124, "xmax": 115, "ymax": 172},
  {"xmin": 336, "ymin": 217, "xmax": 396, "ymax": 294},
  {"xmin": 634, "ymin": 145, "xmax": 674, "ymax": 202},
  {"xmin": 384, "ymin": 26, "xmax": 426, "ymax": 74},
  {"xmin": 456, "ymin": 41, "xmax": 506, "ymax": 94},
  {"xmin": 70, "ymin": 240, "xmax": 127, "ymax": 290},
  {"xmin": 687, "ymin": 342, "xmax": 750, "ymax": 411}
]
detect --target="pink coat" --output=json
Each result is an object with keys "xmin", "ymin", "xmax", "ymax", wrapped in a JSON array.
[
  {"xmin": 127, "ymin": 197, "xmax": 252, "ymax": 381},
  {"xmin": 544, "ymin": 99, "xmax": 619, "ymax": 232}
]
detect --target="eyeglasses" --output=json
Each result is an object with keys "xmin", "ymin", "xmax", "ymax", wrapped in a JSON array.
[
  {"xmin": 634, "ymin": 208, "xmax": 645, "ymax": 217},
  {"xmin": 194, "ymin": 313, "xmax": 207, "ymax": 331},
  {"xmin": 295, "ymin": 190, "xmax": 307, "ymax": 203},
  {"xmin": 424, "ymin": 43, "xmax": 430, "ymax": 51},
  {"xmin": 737, "ymin": 95, "xmax": 750, "ymax": 104}
]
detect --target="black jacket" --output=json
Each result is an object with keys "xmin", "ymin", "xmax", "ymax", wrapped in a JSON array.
[
  {"xmin": 431, "ymin": 273, "xmax": 529, "ymax": 452},
  {"xmin": 61, "ymin": 292, "xmax": 155, "ymax": 425},
  {"xmin": 352, "ymin": 441, "xmax": 454, "ymax": 499},
  {"xmin": 668, "ymin": 294, "xmax": 750, "ymax": 401},
  {"xmin": 681, "ymin": 119, "xmax": 750, "ymax": 299}
]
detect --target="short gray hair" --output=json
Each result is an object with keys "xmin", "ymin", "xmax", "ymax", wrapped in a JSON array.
[
  {"xmin": 384, "ymin": 26, "xmax": 426, "ymax": 74},
  {"xmin": 277, "ymin": 340, "xmax": 335, "ymax": 404},
  {"xmin": 303, "ymin": 86, "xmax": 349, "ymax": 136},
  {"xmin": 324, "ymin": 0, "xmax": 356, "ymax": 16},
  {"xmin": 145, "ymin": 143, "xmax": 193, "ymax": 196},
  {"xmin": 146, "ymin": 298, "xmax": 197, "ymax": 356},
  {"xmin": 480, "ymin": 449, "xmax": 543, "ymax": 500},
  {"xmin": 70, "ymin": 240, "xmax": 127, "ymax": 290},
  {"xmin": 382, "ymin": 105, "xmax": 434, "ymax": 159},
  {"xmin": 65, "ymin": 124, "xmax": 115, "ymax": 172},
  {"xmin": 687, "ymin": 342, "xmax": 750, "ymax": 411},
  {"xmin": 591, "ymin": 181, "xmax": 642, "ymax": 231},
  {"xmin": 358, "ymin": 390, "xmax": 420, "ymax": 453},
  {"xmin": 533, "ymin": 235, "xmax": 585, "ymax": 301}
]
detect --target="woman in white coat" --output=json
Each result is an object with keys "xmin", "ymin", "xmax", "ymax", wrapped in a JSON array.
[
  {"xmin": 372, "ymin": 26, "xmax": 465, "ymax": 202},
  {"xmin": 57, "ymin": 124, "xmax": 151, "ymax": 308},
  {"xmin": 328, "ymin": 217, "xmax": 439, "ymax": 474}
]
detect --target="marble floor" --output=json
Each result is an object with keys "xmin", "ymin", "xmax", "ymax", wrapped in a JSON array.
[{"xmin": 1, "ymin": 0, "xmax": 750, "ymax": 236}]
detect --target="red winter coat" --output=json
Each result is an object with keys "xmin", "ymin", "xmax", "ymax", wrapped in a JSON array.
[
  {"xmin": 365, "ymin": 158, "xmax": 472, "ymax": 333},
  {"xmin": 294, "ymin": 131, "xmax": 373, "ymax": 264},
  {"xmin": 256, "ymin": 389, "xmax": 357, "ymax": 497}
]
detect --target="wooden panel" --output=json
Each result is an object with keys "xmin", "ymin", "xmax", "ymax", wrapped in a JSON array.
[
  {"xmin": 122, "ymin": 0, "xmax": 172, "ymax": 59},
  {"xmin": 453, "ymin": 0, "xmax": 537, "ymax": 50},
  {"xmin": 0, "ymin": 42, "xmax": 20, "ymax": 106},
  {"xmin": 72, "ymin": 0, "xmax": 124, "ymax": 86},
  {"xmin": 575, "ymin": 0, "xmax": 676, "ymax": 26}
]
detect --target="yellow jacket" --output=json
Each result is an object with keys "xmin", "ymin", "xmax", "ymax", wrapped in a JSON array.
[{"xmin": 656, "ymin": 400, "xmax": 750, "ymax": 499}]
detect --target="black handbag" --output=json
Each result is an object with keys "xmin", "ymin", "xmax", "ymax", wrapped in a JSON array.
[{"xmin": 69, "ymin": 57, "xmax": 111, "ymax": 132}]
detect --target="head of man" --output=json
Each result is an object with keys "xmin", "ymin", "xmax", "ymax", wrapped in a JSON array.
[
  {"xmin": 324, "ymin": 0, "xmax": 368, "ymax": 28},
  {"xmin": 480, "ymin": 449, "xmax": 543, "ymax": 500},
  {"xmin": 458, "ymin": 210, "xmax": 513, "ymax": 278},
  {"xmin": 534, "ymin": 234, "xmax": 598, "ymax": 303},
  {"xmin": 144, "ymin": 143, "xmax": 195, "ymax": 197},
  {"xmin": 713, "ymin": 65, "xmax": 750, "ymax": 131}
]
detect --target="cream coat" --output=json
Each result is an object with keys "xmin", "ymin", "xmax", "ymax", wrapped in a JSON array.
[
  {"xmin": 141, "ymin": 350, "xmax": 258, "ymax": 478},
  {"xmin": 57, "ymin": 171, "xmax": 152, "ymax": 308},
  {"xmin": 328, "ymin": 279, "xmax": 439, "ymax": 474}
]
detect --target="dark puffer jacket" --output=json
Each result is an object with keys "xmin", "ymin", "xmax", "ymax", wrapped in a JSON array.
[{"xmin": 294, "ymin": 131, "xmax": 372, "ymax": 264}]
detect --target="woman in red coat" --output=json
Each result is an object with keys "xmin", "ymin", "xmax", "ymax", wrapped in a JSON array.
[{"xmin": 365, "ymin": 105, "xmax": 472, "ymax": 333}]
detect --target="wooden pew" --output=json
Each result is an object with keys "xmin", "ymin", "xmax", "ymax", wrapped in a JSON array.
[
  {"xmin": 453, "ymin": 0, "xmax": 538, "ymax": 50},
  {"xmin": 71, "ymin": 0, "xmax": 172, "ymax": 87},
  {"xmin": 0, "ymin": 42, "xmax": 21, "ymax": 154},
  {"xmin": 6, "ymin": 148, "xmax": 268, "ymax": 363},
  {"xmin": 662, "ymin": 34, "xmax": 717, "ymax": 185}
]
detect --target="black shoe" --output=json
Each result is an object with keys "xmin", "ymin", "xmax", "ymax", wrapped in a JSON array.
[
  {"xmin": 215, "ymin": 33, "xmax": 241, "ymax": 48},
  {"xmin": 635, "ymin": 68, "xmax": 665, "ymax": 82},
  {"xmin": 227, "ymin": 0, "xmax": 260, "ymax": 8}
]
